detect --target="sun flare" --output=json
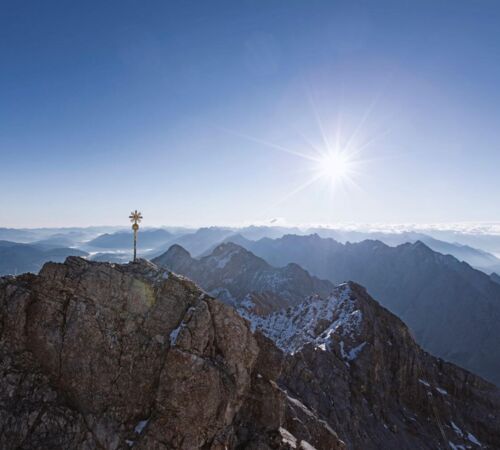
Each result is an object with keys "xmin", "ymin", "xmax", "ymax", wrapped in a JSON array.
[
  {"xmin": 309, "ymin": 149, "xmax": 357, "ymax": 189},
  {"xmin": 316, "ymin": 152, "xmax": 352, "ymax": 184}
]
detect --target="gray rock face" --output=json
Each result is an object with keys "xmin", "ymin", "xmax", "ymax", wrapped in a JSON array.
[
  {"xmin": 276, "ymin": 284, "xmax": 500, "ymax": 449},
  {"xmin": 153, "ymin": 242, "xmax": 334, "ymax": 315},
  {"xmin": 0, "ymin": 257, "xmax": 343, "ymax": 449}
]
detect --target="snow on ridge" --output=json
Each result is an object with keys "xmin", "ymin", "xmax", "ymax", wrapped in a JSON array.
[
  {"xmin": 240, "ymin": 294, "xmax": 255, "ymax": 310},
  {"xmin": 254, "ymin": 271, "xmax": 293, "ymax": 291},
  {"xmin": 239, "ymin": 284, "xmax": 365, "ymax": 358},
  {"xmin": 207, "ymin": 247, "xmax": 241, "ymax": 269}
]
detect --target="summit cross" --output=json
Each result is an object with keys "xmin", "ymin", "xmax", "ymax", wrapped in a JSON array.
[{"xmin": 129, "ymin": 210, "xmax": 143, "ymax": 262}]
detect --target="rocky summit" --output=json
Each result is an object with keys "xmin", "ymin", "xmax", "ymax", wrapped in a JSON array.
[{"xmin": 1, "ymin": 257, "xmax": 499, "ymax": 449}]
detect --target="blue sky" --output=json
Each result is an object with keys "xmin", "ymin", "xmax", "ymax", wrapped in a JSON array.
[{"xmin": 1, "ymin": 0, "xmax": 500, "ymax": 227}]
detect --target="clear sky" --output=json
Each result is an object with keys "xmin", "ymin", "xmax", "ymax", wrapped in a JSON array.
[{"xmin": 1, "ymin": 0, "xmax": 500, "ymax": 227}]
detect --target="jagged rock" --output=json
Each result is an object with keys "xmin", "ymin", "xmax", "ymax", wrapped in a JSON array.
[
  {"xmin": 153, "ymin": 245, "xmax": 500, "ymax": 449},
  {"xmin": 232, "ymin": 233, "xmax": 500, "ymax": 386},
  {"xmin": 0, "ymin": 257, "xmax": 344, "ymax": 449},
  {"xmin": 2, "ymin": 257, "xmax": 500, "ymax": 449},
  {"xmin": 275, "ymin": 284, "xmax": 500, "ymax": 449}
]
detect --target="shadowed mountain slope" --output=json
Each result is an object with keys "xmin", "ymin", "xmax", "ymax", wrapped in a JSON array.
[
  {"xmin": 228, "ymin": 234, "xmax": 500, "ymax": 386},
  {"xmin": 153, "ymin": 242, "xmax": 334, "ymax": 314},
  {"xmin": 308, "ymin": 228, "xmax": 500, "ymax": 274}
]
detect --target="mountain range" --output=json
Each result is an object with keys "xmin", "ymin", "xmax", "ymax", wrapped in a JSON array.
[
  {"xmin": 308, "ymin": 228, "xmax": 500, "ymax": 275},
  {"xmin": 153, "ymin": 242, "xmax": 333, "ymax": 314},
  {"xmin": 0, "ymin": 240, "xmax": 88, "ymax": 276},
  {"xmin": 1, "ymin": 256, "xmax": 498, "ymax": 449},
  {"xmin": 86, "ymin": 229, "xmax": 173, "ymax": 250},
  {"xmin": 4, "ymin": 224, "xmax": 500, "ymax": 276},
  {"xmin": 161, "ymin": 237, "xmax": 500, "ymax": 387}
]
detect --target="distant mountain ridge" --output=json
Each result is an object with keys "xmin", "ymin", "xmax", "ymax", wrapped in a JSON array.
[
  {"xmin": 153, "ymin": 242, "xmax": 334, "ymax": 314},
  {"xmin": 0, "ymin": 240, "xmax": 88, "ymax": 276},
  {"xmin": 310, "ymin": 228, "xmax": 500, "ymax": 274},
  {"xmin": 87, "ymin": 229, "xmax": 173, "ymax": 249},
  {"xmin": 491, "ymin": 272, "xmax": 500, "ymax": 285},
  {"xmin": 226, "ymin": 233, "xmax": 500, "ymax": 386},
  {"xmin": 164, "ymin": 227, "xmax": 235, "ymax": 257},
  {"xmin": 6, "ymin": 225, "xmax": 500, "ymax": 275}
]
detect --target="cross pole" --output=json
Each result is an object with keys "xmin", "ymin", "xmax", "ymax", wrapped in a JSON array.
[{"xmin": 129, "ymin": 210, "xmax": 143, "ymax": 262}]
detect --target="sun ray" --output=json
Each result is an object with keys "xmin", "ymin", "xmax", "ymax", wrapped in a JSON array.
[
  {"xmin": 343, "ymin": 90, "xmax": 383, "ymax": 154},
  {"xmin": 261, "ymin": 172, "xmax": 325, "ymax": 214},
  {"xmin": 306, "ymin": 87, "xmax": 334, "ymax": 153},
  {"xmin": 216, "ymin": 85, "xmax": 393, "ymax": 216},
  {"xmin": 216, "ymin": 126, "xmax": 317, "ymax": 161}
]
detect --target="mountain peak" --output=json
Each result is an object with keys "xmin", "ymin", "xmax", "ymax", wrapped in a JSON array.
[
  {"xmin": 165, "ymin": 243, "xmax": 192, "ymax": 258},
  {"xmin": 155, "ymin": 242, "xmax": 334, "ymax": 311},
  {"xmin": 232, "ymin": 232, "xmax": 500, "ymax": 385},
  {"xmin": 403, "ymin": 239, "xmax": 433, "ymax": 253},
  {"xmin": 1, "ymin": 256, "xmax": 347, "ymax": 449},
  {"xmin": 210, "ymin": 241, "xmax": 247, "ymax": 256}
]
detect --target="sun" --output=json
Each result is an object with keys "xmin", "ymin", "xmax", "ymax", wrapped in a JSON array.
[{"xmin": 314, "ymin": 151, "xmax": 354, "ymax": 186}]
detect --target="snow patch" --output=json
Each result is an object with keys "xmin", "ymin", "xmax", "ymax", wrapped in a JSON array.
[
  {"xmin": 300, "ymin": 441, "xmax": 317, "ymax": 450},
  {"xmin": 240, "ymin": 294, "xmax": 255, "ymax": 311},
  {"xmin": 239, "ymin": 284, "xmax": 363, "ymax": 355},
  {"xmin": 134, "ymin": 419, "xmax": 149, "ymax": 434},
  {"xmin": 169, "ymin": 323, "xmax": 185, "ymax": 346},
  {"xmin": 450, "ymin": 421, "xmax": 463, "ymax": 437},
  {"xmin": 279, "ymin": 427, "xmax": 297, "ymax": 448},
  {"xmin": 467, "ymin": 432, "xmax": 481, "ymax": 446},
  {"xmin": 345, "ymin": 341, "xmax": 366, "ymax": 361},
  {"xmin": 436, "ymin": 387, "xmax": 448, "ymax": 395},
  {"xmin": 418, "ymin": 379, "xmax": 431, "ymax": 387},
  {"xmin": 169, "ymin": 307, "xmax": 195, "ymax": 346},
  {"xmin": 209, "ymin": 248, "xmax": 240, "ymax": 269}
]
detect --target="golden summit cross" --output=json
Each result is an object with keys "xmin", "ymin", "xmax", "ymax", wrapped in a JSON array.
[{"xmin": 129, "ymin": 210, "xmax": 143, "ymax": 262}]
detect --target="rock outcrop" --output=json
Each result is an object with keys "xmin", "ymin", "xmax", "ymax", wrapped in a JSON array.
[
  {"xmin": 1, "ymin": 257, "xmax": 499, "ymax": 449},
  {"xmin": 0, "ymin": 257, "xmax": 343, "ymax": 449},
  {"xmin": 250, "ymin": 283, "xmax": 500, "ymax": 449}
]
